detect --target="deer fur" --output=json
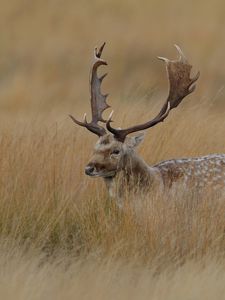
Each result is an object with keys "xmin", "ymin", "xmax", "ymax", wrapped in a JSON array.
[
  {"xmin": 86, "ymin": 133, "xmax": 163, "ymax": 199},
  {"xmin": 85, "ymin": 133, "xmax": 225, "ymax": 200}
]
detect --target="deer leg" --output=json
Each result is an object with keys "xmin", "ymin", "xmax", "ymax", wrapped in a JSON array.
[
  {"xmin": 104, "ymin": 177, "xmax": 124, "ymax": 208},
  {"xmin": 104, "ymin": 177, "xmax": 116, "ymax": 198}
]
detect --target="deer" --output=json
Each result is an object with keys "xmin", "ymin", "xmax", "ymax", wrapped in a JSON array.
[{"xmin": 70, "ymin": 43, "xmax": 225, "ymax": 201}]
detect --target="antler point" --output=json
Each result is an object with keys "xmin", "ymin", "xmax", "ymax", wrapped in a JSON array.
[
  {"xmin": 69, "ymin": 114, "xmax": 75, "ymax": 121},
  {"xmin": 157, "ymin": 56, "xmax": 169, "ymax": 63},
  {"xmin": 188, "ymin": 84, "xmax": 196, "ymax": 94},
  {"xmin": 108, "ymin": 110, "xmax": 114, "ymax": 121},
  {"xmin": 100, "ymin": 73, "xmax": 108, "ymax": 82},
  {"xmin": 167, "ymin": 101, "xmax": 171, "ymax": 111},
  {"xmin": 174, "ymin": 44, "xmax": 187, "ymax": 63},
  {"xmin": 69, "ymin": 114, "xmax": 82, "ymax": 126},
  {"xmin": 83, "ymin": 113, "xmax": 88, "ymax": 124}
]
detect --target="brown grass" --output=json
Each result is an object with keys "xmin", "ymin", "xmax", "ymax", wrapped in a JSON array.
[
  {"xmin": 0, "ymin": 0, "xmax": 225, "ymax": 299},
  {"xmin": 0, "ymin": 107, "xmax": 224, "ymax": 299}
]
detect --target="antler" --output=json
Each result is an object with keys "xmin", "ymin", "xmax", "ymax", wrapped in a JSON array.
[
  {"xmin": 70, "ymin": 42, "xmax": 110, "ymax": 136},
  {"xmin": 106, "ymin": 45, "xmax": 200, "ymax": 142}
]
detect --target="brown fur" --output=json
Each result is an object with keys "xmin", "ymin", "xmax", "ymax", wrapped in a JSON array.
[{"xmin": 85, "ymin": 134, "xmax": 225, "ymax": 200}]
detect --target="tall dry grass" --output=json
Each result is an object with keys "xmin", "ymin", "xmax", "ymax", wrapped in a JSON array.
[
  {"xmin": 0, "ymin": 0, "xmax": 225, "ymax": 298},
  {"xmin": 0, "ymin": 105, "xmax": 224, "ymax": 299}
]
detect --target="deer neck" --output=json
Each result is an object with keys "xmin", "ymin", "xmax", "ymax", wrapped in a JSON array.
[
  {"xmin": 104, "ymin": 151, "xmax": 163, "ymax": 199},
  {"xmin": 122, "ymin": 151, "xmax": 161, "ymax": 185},
  {"xmin": 122, "ymin": 152, "xmax": 147, "ymax": 180}
]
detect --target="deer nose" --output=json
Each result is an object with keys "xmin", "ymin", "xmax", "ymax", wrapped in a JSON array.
[{"xmin": 85, "ymin": 165, "xmax": 95, "ymax": 175}]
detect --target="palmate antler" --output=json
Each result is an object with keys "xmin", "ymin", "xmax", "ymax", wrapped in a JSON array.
[
  {"xmin": 70, "ymin": 43, "xmax": 110, "ymax": 136},
  {"xmin": 106, "ymin": 45, "xmax": 200, "ymax": 142}
]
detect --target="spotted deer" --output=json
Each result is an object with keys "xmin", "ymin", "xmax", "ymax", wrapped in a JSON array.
[{"xmin": 70, "ymin": 43, "xmax": 225, "ymax": 199}]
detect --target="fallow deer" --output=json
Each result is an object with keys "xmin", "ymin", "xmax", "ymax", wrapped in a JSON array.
[{"xmin": 70, "ymin": 43, "xmax": 225, "ymax": 200}]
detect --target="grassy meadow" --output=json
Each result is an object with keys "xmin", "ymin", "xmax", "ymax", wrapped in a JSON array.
[{"xmin": 0, "ymin": 0, "xmax": 225, "ymax": 299}]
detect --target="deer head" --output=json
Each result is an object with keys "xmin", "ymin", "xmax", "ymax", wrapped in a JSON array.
[{"xmin": 70, "ymin": 43, "xmax": 199, "ymax": 179}]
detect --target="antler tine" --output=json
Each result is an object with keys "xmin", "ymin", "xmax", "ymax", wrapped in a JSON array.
[
  {"xmin": 69, "ymin": 42, "xmax": 110, "ymax": 137},
  {"xmin": 174, "ymin": 44, "xmax": 187, "ymax": 63},
  {"xmin": 106, "ymin": 102, "xmax": 171, "ymax": 142},
  {"xmin": 106, "ymin": 45, "xmax": 199, "ymax": 142},
  {"xmin": 162, "ymin": 45, "xmax": 200, "ymax": 110},
  {"xmin": 95, "ymin": 42, "xmax": 106, "ymax": 58}
]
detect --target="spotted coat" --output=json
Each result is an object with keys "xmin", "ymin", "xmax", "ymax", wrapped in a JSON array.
[{"xmin": 154, "ymin": 154, "xmax": 225, "ymax": 190}]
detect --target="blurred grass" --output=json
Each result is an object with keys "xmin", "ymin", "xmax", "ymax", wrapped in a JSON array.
[
  {"xmin": 0, "ymin": 0, "xmax": 225, "ymax": 299},
  {"xmin": 0, "ymin": 120, "xmax": 225, "ymax": 299},
  {"xmin": 0, "ymin": 0, "xmax": 225, "ymax": 116}
]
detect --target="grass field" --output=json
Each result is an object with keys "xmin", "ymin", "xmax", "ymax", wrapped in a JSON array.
[{"xmin": 1, "ymin": 0, "xmax": 225, "ymax": 299}]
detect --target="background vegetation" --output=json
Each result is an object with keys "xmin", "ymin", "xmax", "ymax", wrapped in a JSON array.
[{"xmin": 0, "ymin": 0, "xmax": 225, "ymax": 299}]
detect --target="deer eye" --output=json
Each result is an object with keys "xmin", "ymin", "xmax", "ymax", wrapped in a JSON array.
[{"xmin": 111, "ymin": 149, "xmax": 120, "ymax": 155}]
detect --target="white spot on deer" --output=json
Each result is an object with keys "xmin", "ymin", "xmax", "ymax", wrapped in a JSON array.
[
  {"xmin": 215, "ymin": 160, "xmax": 221, "ymax": 166},
  {"xmin": 186, "ymin": 170, "xmax": 192, "ymax": 177},
  {"xmin": 195, "ymin": 170, "xmax": 201, "ymax": 176}
]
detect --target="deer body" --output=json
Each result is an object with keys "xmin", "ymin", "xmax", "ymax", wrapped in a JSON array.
[
  {"xmin": 85, "ymin": 133, "xmax": 225, "ymax": 198},
  {"xmin": 69, "ymin": 43, "xmax": 225, "ymax": 199},
  {"xmin": 155, "ymin": 154, "xmax": 225, "ymax": 191},
  {"xmin": 107, "ymin": 153, "xmax": 225, "ymax": 199}
]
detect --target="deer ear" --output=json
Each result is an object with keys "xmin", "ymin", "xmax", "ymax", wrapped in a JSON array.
[{"xmin": 127, "ymin": 133, "xmax": 145, "ymax": 148}]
